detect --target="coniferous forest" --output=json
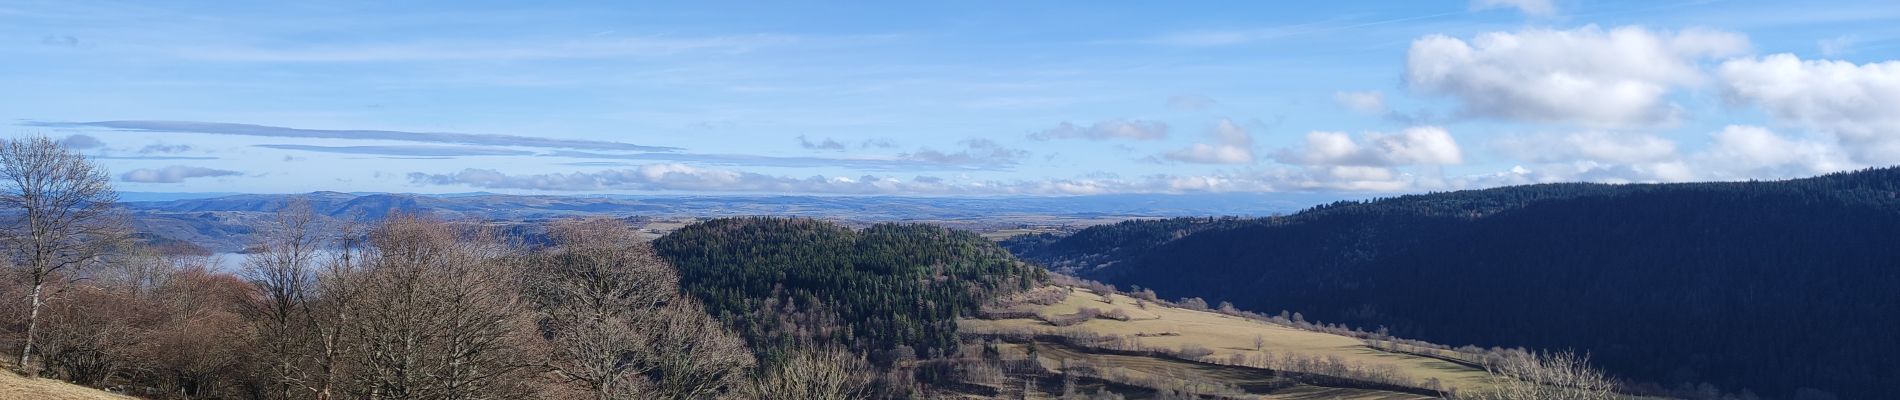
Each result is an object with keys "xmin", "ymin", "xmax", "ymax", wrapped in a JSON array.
[
  {"xmin": 654, "ymin": 217, "xmax": 1047, "ymax": 365},
  {"xmin": 1005, "ymin": 167, "xmax": 1900, "ymax": 399}
]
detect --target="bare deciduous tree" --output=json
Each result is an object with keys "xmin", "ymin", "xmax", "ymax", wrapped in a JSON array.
[
  {"xmin": 1462, "ymin": 349, "xmax": 1616, "ymax": 400},
  {"xmin": 0, "ymin": 136, "xmax": 128, "ymax": 377},
  {"xmin": 644, "ymin": 297, "xmax": 753, "ymax": 399},
  {"xmin": 344, "ymin": 215, "xmax": 536, "ymax": 400},
  {"xmin": 307, "ymin": 216, "xmax": 368, "ymax": 400},
  {"xmin": 747, "ymin": 345, "xmax": 872, "ymax": 400},
  {"xmin": 528, "ymin": 218, "xmax": 753, "ymax": 400},
  {"xmin": 241, "ymin": 199, "xmax": 328, "ymax": 399}
]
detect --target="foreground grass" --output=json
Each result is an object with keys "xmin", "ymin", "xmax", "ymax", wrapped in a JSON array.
[
  {"xmin": 0, "ymin": 369, "xmax": 136, "ymax": 400},
  {"xmin": 961, "ymin": 287, "xmax": 1495, "ymax": 397}
]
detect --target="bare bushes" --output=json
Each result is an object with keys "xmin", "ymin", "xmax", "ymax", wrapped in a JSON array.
[
  {"xmin": 975, "ymin": 307, "xmax": 1039, "ymax": 320},
  {"xmin": 1170, "ymin": 344, "xmax": 1215, "ymax": 360},
  {"xmin": 746, "ymin": 345, "xmax": 873, "ymax": 400},
  {"xmin": 1043, "ymin": 308, "xmax": 1101, "ymax": 327},
  {"xmin": 1016, "ymin": 286, "xmax": 1070, "ymax": 306},
  {"xmin": 1460, "ymin": 349, "xmax": 1616, "ymax": 400}
]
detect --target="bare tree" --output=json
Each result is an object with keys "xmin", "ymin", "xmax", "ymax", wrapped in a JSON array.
[
  {"xmin": 344, "ymin": 215, "xmax": 536, "ymax": 400},
  {"xmin": 305, "ymin": 216, "xmax": 369, "ymax": 400},
  {"xmin": 0, "ymin": 136, "xmax": 128, "ymax": 377},
  {"xmin": 528, "ymin": 218, "xmax": 753, "ymax": 400},
  {"xmin": 1463, "ymin": 349, "xmax": 1616, "ymax": 400},
  {"xmin": 644, "ymin": 297, "xmax": 754, "ymax": 399},
  {"xmin": 242, "ymin": 199, "xmax": 328, "ymax": 399}
]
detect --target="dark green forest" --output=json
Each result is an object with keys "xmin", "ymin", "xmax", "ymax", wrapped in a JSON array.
[
  {"xmin": 1005, "ymin": 167, "xmax": 1900, "ymax": 399},
  {"xmin": 654, "ymin": 217, "xmax": 1046, "ymax": 365}
]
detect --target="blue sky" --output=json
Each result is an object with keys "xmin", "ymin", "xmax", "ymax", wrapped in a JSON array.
[{"xmin": 4, "ymin": 0, "xmax": 1899, "ymax": 195}]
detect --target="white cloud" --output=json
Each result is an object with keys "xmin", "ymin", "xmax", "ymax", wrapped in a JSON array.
[
  {"xmin": 121, "ymin": 166, "xmax": 242, "ymax": 183},
  {"xmin": 899, "ymin": 139, "xmax": 1030, "ymax": 167},
  {"xmin": 1031, "ymin": 120, "xmax": 1170, "ymax": 141},
  {"xmin": 410, "ymin": 163, "xmax": 1153, "ymax": 195},
  {"xmin": 1163, "ymin": 119, "xmax": 1254, "ymax": 164},
  {"xmin": 1276, "ymin": 126, "xmax": 1464, "ymax": 167},
  {"xmin": 1493, "ymin": 131, "xmax": 1678, "ymax": 164},
  {"xmin": 1333, "ymin": 91, "xmax": 1388, "ymax": 114},
  {"xmin": 1251, "ymin": 127, "xmax": 1465, "ymax": 192},
  {"xmin": 1699, "ymin": 125, "xmax": 1856, "ymax": 179},
  {"xmin": 1492, "ymin": 125, "xmax": 1858, "ymax": 184},
  {"xmin": 1717, "ymin": 54, "xmax": 1900, "ymax": 163},
  {"xmin": 1406, "ymin": 25, "xmax": 1749, "ymax": 127},
  {"xmin": 1470, "ymin": 0, "xmax": 1558, "ymax": 17}
]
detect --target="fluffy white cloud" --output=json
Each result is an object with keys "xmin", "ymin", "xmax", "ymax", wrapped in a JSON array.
[
  {"xmin": 1333, "ymin": 91, "xmax": 1388, "ymax": 114},
  {"xmin": 1031, "ymin": 120, "xmax": 1170, "ymax": 141},
  {"xmin": 1276, "ymin": 127, "xmax": 1464, "ymax": 167},
  {"xmin": 1717, "ymin": 54, "xmax": 1900, "ymax": 163},
  {"xmin": 121, "ymin": 165, "xmax": 242, "ymax": 183},
  {"xmin": 1699, "ymin": 125, "xmax": 1856, "ymax": 179},
  {"xmin": 1248, "ymin": 127, "xmax": 1464, "ymax": 192},
  {"xmin": 1469, "ymin": 0, "xmax": 1557, "ymax": 17},
  {"xmin": 1163, "ymin": 119, "xmax": 1254, "ymax": 164},
  {"xmin": 1493, "ymin": 131, "xmax": 1678, "ymax": 164},
  {"xmin": 1492, "ymin": 125, "xmax": 1857, "ymax": 184},
  {"xmin": 1406, "ymin": 25, "xmax": 1749, "ymax": 127}
]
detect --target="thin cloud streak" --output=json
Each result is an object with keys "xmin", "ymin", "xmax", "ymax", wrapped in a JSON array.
[
  {"xmin": 257, "ymin": 144, "xmax": 535, "ymax": 157},
  {"xmin": 26, "ymin": 120, "xmax": 681, "ymax": 152}
]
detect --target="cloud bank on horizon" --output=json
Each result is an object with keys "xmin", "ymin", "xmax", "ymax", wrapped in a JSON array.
[{"xmin": 4, "ymin": 0, "xmax": 1898, "ymax": 195}]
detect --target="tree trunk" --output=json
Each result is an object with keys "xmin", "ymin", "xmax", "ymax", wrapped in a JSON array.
[{"xmin": 19, "ymin": 280, "xmax": 43, "ymax": 378}]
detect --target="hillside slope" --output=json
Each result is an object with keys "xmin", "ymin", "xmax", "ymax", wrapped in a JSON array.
[
  {"xmin": 1005, "ymin": 167, "xmax": 1900, "ymax": 399},
  {"xmin": 0, "ymin": 369, "xmax": 137, "ymax": 400},
  {"xmin": 653, "ymin": 217, "xmax": 1047, "ymax": 364},
  {"xmin": 961, "ymin": 287, "xmax": 1490, "ymax": 398}
]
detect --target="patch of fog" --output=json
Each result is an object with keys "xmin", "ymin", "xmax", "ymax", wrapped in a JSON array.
[{"xmin": 210, "ymin": 253, "xmax": 246, "ymax": 273}]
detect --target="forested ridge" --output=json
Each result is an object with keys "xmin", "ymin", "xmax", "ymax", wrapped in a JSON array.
[
  {"xmin": 1005, "ymin": 166, "xmax": 1900, "ymax": 399},
  {"xmin": 654, "ymin": 217, "xmax": 1047, "ymax": 365}
]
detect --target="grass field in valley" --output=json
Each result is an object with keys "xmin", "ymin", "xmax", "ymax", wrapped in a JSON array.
[{"xmin": 960, "ymin": 287, "xmax": 1495, "ymax": 398}]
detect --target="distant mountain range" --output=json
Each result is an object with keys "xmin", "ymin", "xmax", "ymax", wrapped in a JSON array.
[{"xmin": 123, "ymin": 191, "xmax": 1354, "ymax": 253}]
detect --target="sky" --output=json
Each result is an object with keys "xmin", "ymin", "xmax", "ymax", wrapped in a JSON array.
[{"xmin": 3, "ymin": 0, "xmax": 1899, "ymax": 196}]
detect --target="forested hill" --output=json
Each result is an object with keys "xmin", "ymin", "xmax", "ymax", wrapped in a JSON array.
[
  {"xmin": 1002, "ymin": 166, "xmax": 1900, "ymax": 399},
  {"xmin": 653, "ymin": 217, "xmax": 1046, "ymax": 365}
]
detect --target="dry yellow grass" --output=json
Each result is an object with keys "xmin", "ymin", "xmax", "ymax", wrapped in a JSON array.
[
  {"xmin": 1014, "ymin": 342, "xmax": 1437, "ymax": 400},
  {"xmin": 0, "ymin": 369, "xmax": 137, "ymax": 400},
  {"xmin": 961, "ymin": 287, "xmax": 1495, "ymax": 395}
]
